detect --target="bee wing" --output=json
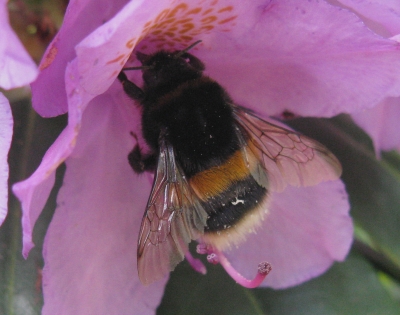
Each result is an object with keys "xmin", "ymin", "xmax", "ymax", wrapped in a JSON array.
[
  {"xmin": 137, "ymin": 132, "xmax": 208, "ymax": 285},
  {"xmin": 233, "ymin": 106, "xmax": 342, "ymax": 192}
]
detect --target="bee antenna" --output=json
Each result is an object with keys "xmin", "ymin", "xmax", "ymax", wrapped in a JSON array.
[
  {"xmin": 122, "ymin": 65, "xmax": 153, "ymax": 71},
  {"xmin": 175, "ymin": 40, "xmax": 202, "ymax": 58}
]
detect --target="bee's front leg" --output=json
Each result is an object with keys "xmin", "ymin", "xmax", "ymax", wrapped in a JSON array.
[
  {"xmin": 127, "ymin": 133, "xmax": 156, "ymax": 174},
  {"xmin": 118, "ymin": 72, "xmax": 144, "ymax": 101}
]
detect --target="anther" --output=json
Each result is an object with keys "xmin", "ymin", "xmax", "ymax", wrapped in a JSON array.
[
  {"xmin": 207, "ymin": 253, "xmax": 219, "ymax": 264},
  {"xmin": 258, "ymin": 261, "xmax": 272, "ymax": 275},
  {"xmin": 217, "ymin": 251, "xmax": 271, "ymax": 288}
]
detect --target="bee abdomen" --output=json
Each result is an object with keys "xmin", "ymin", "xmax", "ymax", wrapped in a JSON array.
[
  {"xmin": 189, "ymin": 146, "xmax": 269, "ymax": 250},
  {"xmin": 203, "ymin": 175, "xmax": 267, "ymax": 232}
]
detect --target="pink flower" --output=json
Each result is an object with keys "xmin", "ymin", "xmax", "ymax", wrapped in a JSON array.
[
  {"xmin": 0, "ymin": 0, "xmax": 37, "ymax": 227},
  {"xmin": 13, "ymin": 0, "xmax": 400, "ymax": 313},
  {"xmin": 335, "ymin": 0, "xmax": 400, "ymax": 152}
]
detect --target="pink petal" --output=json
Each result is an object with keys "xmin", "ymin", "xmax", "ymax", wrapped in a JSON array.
[
  {"xmin": 37, "ymin": 0, "xmax": 400, "ymax": 119},
  {"xmin": 225, "ymin": 180, "xmax": 352, "ymax": 289},
  {"xmin": 13, "ymin": 128, "xmax": 75, "ymax": 256},
  {"xmin": 31, "ymin": 0, "xmax": 131, "ymax": 117},
  {"xmin": 0, "ymin": 93, "xmax": 13, "ymax": 225},
  {"xmin": 13, "ymin": 62, "xmax": 85, "ymax": 257},
  {"xmin": 75, "ymin": 0, "xmax": 172, "ymax": 97},
  {"xmin": 335, "ymin": 0, "xmax": 400, "ymax": 36},
  {"xmin": 347, "ymin": 30, "xmax": 400, "ymax": 154},
  {"xmin": 42, "ymin": 90, "xmax": 165, "ymax": 315},
  {"xmin": 352, "ymin": 97, "xmax": 400, "ymax": 152},
  {"xmin": 195, "ymin": 0, "xmax": 400, "ymax": 117},
  {"xmin": 0, "ymin": 0, "xmax": 37, "ymax": 89}
]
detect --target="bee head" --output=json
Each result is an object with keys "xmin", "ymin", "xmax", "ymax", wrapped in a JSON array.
[{"xmin": 133, "ymin": 41, "xmax": 205, "ymax": 88}]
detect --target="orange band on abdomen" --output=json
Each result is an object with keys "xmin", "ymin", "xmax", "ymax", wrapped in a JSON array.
[{"xmin": 189, "ymin": 149, "xmax": 249, "ymax": 199}]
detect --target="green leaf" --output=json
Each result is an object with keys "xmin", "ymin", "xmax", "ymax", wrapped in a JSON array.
[{"xmin": 382, "ymin": 151, "xmax": 400, "ymax": 179}]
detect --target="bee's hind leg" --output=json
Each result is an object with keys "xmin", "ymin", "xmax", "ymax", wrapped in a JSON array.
[{"xmin": 128, "ymin": 145, "xmax": 157, "ymax": 174}]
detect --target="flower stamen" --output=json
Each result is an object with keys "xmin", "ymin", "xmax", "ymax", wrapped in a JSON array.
[
  {"xmin": 185, "ymin": 251, "xmax": 207, "ymax": 274},
  {"xmin": 217, "ymin": 251, "xmax": 271, "ymax": 288},
  {"xmin": 196, "ymin": 243, "xmax": 271, "ymax": 288}
]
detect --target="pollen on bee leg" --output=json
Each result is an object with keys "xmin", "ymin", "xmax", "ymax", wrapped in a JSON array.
[
  {"xmin": 217, "ymin": 251, "xmax": 272, "ymax": 288},
  {"xmin": 185, "ymin": 251, "xmax": 207, "ymax": 275}
]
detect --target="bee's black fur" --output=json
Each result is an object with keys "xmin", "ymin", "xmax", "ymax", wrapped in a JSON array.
[
  {"xmin": 118, "ymin": 46, "xmax": 267, "ymax": 236},
  {"xmin": 119, "ymin": 50, "xmax": 241, "ymax": 177}
]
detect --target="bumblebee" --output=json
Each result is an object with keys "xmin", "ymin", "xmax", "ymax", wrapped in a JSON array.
[{"xmin": 118, "ymin": 41, "xmax": 342, "ymax": 285}]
